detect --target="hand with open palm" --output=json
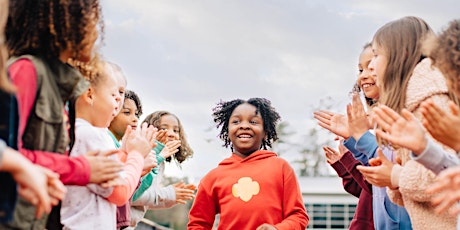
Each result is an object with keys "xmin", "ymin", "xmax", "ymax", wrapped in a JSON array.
[
  {"xmin": 373, "ymin": 105, "xmax": 427, "ymax": 155},
  {"xmin": 313, "ymin": 110, "xmax": 349, "ymax": 139},
  {"xmin": 421, "ymin": 100, "xmax": 460, "ymax": 152}
]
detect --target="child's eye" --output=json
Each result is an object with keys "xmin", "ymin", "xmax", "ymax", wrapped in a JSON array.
[
  {"xmin": 231, "ymin": 120, "xmax": 240, "ymax": 124},
  {"xmin": 358, "ymin": 68, "xmax": 363, "ymax": 73},
  {"xmin": 174, "ymin": 129, "xmax": 180, "ymax": 134},
  {"xmin": 250, "ymin": 120, "xmax": 258, "ymax": 124}
]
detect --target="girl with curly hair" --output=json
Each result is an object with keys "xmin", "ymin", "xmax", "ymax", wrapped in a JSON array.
[
  {"xmin": 188, "ymin": 98, "xmax": 308, "ymax": 230},
  {"xmin": 127, "ymin": 111, "xmax": 196, "ymax": 228},
  {"xmin": 1, "ymin": 0, "xmax": 124, "ymax": 229}
]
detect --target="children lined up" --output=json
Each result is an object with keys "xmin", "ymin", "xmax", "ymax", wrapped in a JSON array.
[
  {"xmin": 0, "ymin": 0, "xmax": 197, "ymax": 229},
  {"xmin": 316, "ymin": 16, "xmax": 460, "ymax": 230},
  {"xmin": 2, "ymin": 0, "xmax": 460, "ymax": 229}
]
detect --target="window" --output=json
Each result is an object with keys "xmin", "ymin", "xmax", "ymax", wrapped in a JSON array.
[{"xmin": 306, "ymin": 203, "xmax": 356, "ymax": 229}]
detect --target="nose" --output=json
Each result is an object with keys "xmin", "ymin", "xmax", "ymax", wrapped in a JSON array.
[
  {"xmin": 368, "ymin": 58, "xmax": 375, "ymax": 72},
  {"xmin": 239, "ymin": 121, "xmax": 250, "ymax": 129},
  {"xmin": 166, "ymin": 129, "xmax": 175, "ymax": 137}
]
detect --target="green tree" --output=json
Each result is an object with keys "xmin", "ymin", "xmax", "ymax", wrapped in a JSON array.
[
  {"xmin": 271, "ymin": 121, "xmax": 295, "ymax": 156},
  {"xmin": 293, "ymin": 96, "xmax": 341, "ymax": 177}
]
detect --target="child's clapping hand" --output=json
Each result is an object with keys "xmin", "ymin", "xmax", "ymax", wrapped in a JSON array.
[
  {"xmin": 173, "ymin": 181, "xmax": 195, "ymax": 204},
  {"xmin": 122, "ymin": 123, "xmax": 151, "ymax": 158},
  {"xmin": 159, "ymin": 140, "xmax": 181, "ymax": 159},
  {"xmin": 141, "ymin": 151, "xmax": 157, "ymax": 176}
]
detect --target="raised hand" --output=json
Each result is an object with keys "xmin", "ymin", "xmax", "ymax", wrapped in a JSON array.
[
  {"xmin": 426, "ymin": 166, "xmax": 460, "ymax": 216},
  {"xmin": 141, "ymin": 151, "xmax": 157, "ymax": 176},
  {"xmin": 41, "ymin": 167, "xmax": 66, "ymax": 206},
  {"xmin": 122, "ymin": 124, "xmax": 151, "ymax": 158},
  {"xmin": 421, "ymin": 100, "xmax": 460, "ymax": 152},
  {"xmin": 160, "ymin": 140, "xmax": 181, "ymax": 159},
  {"xmin": 155, "ymin": 129, "xmax": 168, "ymax": 145},
  {"xmin": 323, "ymin": 146, "xmax": 344, "ymax": 164},
  {"xmin": 84, "ymin": 149, "xmax": 124, "ymax": 185},
  {"xmin": 173, "ymin": 181, "xmax": 195, "ymax": 204},
  {"xmin": 347, "ymin": 93, "xmax": 371, "ymax": 140},
  {"xmin": 373, "ymin": 105, "xmax": 427, "ymax": 155},
  {"xmin": 137, "ymin": 122, "xmax": 158, "ymax": 149},
  {"xmin": 356, "ymin": 148, "xmax": 395, "ymax": 188},
  {"xmin": 313, "ymin": 110, "xmax": 349, "ymax": 139}
]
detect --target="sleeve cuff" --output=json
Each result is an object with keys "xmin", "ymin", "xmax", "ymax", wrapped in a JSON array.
[
  {"xmin": 391, "ymin": 164, "xmax": 403, "ymax": 188},
  {"xmin": 330, "ymin": 161, "xmax": 347, "ymax": 177}
]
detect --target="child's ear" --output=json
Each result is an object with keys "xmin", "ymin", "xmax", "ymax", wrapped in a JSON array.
[{"xmin": 81, "ymin": 86, "xmax": 94, "ymax": 105}]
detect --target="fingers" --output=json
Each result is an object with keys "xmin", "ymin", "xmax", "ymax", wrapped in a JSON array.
[
  {"xmin": 139, "ymin": 122, "xmax": 148, "ymax": 137},
  {"xmin": 175, "ymin": 188, "xmax": 196, "ymax": 201},
  {"xmin": 356, "ymin": 165, "xmax": 377, "ymax": 177},
  {"xmin": 122, "ymin": 125, "xmax": 133, "ymax": 142},
  {"xmin": 375, "ymin": 129, "xmax": 397, "ymax": 144},
  {"xmin": 313, "ymin": 111, "xmax": 332, "ymax": 126},
  {"xmin": 376, "ymin": 148, "xmax": 390, "ymax": 164},
  {"xmin": 400, "ymin": 109, "xmax": 416, "ymax": 122},
  {"xmin": 373, "ymin": 106, "xmax": 397, "ymax": 131},
  {"xmin": 449, "ymin": 101, "xmax": 460, "ymax": 116},
  {"xmin": 100, "ymin": 177, "xmax": 127, "ymax": 188},
  {"xmin": 432, "ymin": 190, "xmax": 460, "ymax": 215},
  {"xmin": 86, "ymin": 155, "xmax": 124, "ymax": 184},
  {"xmin": 174, "ymin": 181, "xmax": 185, "ymax": 188},
  {"xmin": 156, "ymin": 130, "xmax": 168, "ymax": 144},
  {"xmin": 84, "ymin": 150, "xmax": 100, "ymax": 157},
  {"xmin": 184, "ymin": 184, "xmax": 197, "ymax": 190},
  {"xmin": 99, "ymin": 149, "xmax": 120, "ymax": 157},
  {"xmin": 352, "ymin": 93, "xmax": 365, "ymax": 112}
]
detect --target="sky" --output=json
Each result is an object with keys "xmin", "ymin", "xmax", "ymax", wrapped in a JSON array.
[{"xmin": 99, "ymin": 0, "xmax": 460, "ymax": 180}]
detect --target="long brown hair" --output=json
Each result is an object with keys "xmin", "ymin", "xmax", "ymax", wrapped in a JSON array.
[
  {"xmin": 373, "ymin": 16, "xmax": 433, "ymax": 113},
  {"xmin": 143, "ymin": 111, "xmax": 194, "ymax": 164}
]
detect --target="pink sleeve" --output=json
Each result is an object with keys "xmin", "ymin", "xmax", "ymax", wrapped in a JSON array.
[
  {"xmin": 9, "ymin": 59, "xmax": 90, "ymax": 185},
  {"xmin": 107, "ymin": 151, "xmax": 144, "ymax": 206}
]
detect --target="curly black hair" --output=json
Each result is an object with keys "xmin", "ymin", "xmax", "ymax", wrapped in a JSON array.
[
  {"xmin": 212, "ymin": 97, "xmax": 281, "ymax": 150},
  {"xmin": 6, "ymin": 0, "xmax": 103, "ymax": 61},
  {"xmin": 124, "ymin": 89, "xmax": 143, "ymax": 118}
]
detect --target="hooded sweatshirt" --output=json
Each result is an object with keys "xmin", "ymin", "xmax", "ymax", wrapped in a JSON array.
[{"xmin": 188, "ymin": 150, "xmax": 309, "ymax": 230}]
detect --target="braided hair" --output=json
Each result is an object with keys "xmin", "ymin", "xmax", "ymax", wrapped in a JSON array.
[{"xmin": 212, "ymin": 97, "xmax": 281, "ymax": 150}]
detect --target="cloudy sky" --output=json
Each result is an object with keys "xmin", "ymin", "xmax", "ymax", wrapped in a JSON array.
[{"xmin": 99, "ymin": 0, "xmax": 459, "ymax": 180}]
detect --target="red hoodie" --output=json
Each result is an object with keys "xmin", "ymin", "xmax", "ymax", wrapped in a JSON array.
[{"xmin": 188, "ymin": 150, "xmax": 309, "ymax": 230}]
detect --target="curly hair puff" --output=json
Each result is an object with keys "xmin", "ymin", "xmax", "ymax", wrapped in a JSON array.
[
  {"xmin": 431, "ymin": 19, "xmax": 460, "ymax": 96},
  {"xmin": 212, "ymin": 97, "xmax": 281, "ymax": 150},
  {"xmin": 6, "ymin": 0, "xmax": 103, "ymax": 62}
]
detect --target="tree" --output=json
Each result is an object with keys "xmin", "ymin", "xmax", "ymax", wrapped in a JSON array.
[
  {"xmin": 293, "ymin": 96, "xmax": 342, "ymax": 177},
  {"xmin": 271, "ymin": 121, "xmax": 295, "ymax": 156}
]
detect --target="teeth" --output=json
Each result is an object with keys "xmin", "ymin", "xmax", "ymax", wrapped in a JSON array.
[
  {"xmin": 362, "ymin": 83, "xmax": 374, "ymax": 88},
  {"xmin": 239, "ymin": 134, "xmax": 251, "ymax": 138}
]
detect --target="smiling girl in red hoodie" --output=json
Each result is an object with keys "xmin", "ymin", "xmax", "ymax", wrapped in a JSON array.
[{"xmin": 188, "ymin": 98, "xmax": 309, "ymax": 230}]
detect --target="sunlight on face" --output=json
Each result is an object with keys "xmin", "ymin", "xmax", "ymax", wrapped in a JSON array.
[
  {"xmin": 368, "ymin": 43, "xmax": 388, "ymax": 89},
  {"xmin": 357, "ymin": 46, "xmax": 379, "ymax": 100}
]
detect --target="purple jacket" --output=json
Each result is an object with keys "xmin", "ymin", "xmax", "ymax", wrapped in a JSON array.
[{"xmin": 331, "ymin": 151, "xmax": 374, "ymax": 230}]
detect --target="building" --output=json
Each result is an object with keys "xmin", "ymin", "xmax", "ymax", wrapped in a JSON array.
[
  {"xmin": 300, "ymin": 176, "xmax": 358, "ymax": 229},
  {"xmin": 137, "ymin": 176, "xmax": 358, "ymax": 229}
]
